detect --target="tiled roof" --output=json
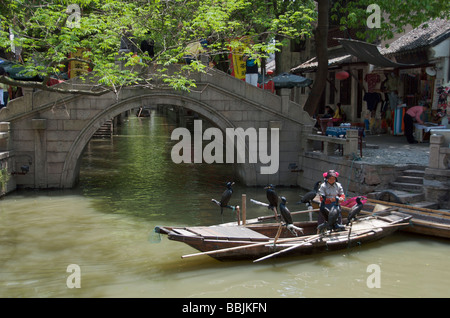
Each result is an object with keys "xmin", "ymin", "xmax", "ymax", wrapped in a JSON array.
[
  {"xmin": 381, "ymin": 18, "xmax": 450, "ymax": 55},
  {"xmin": 291, "ymin": 18, "xmax": 450, "ymax": 72},
  {"xmin": 291, "ymin": 54, "xmax": 352, "ymax": 73}
]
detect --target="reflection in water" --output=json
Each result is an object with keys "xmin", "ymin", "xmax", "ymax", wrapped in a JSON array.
[{"xmin": 0, "ymin": 111, "xmax": 449, "ymax": 298}]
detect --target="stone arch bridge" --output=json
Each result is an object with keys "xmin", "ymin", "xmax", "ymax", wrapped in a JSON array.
[{"xmin": 0, "ymin": 68, "xmax": 314, "ymax": 191}]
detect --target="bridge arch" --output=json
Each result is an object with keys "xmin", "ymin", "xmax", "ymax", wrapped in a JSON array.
[
  {"xmin": 60, "ymin": 93, "xmax": 258, "ymax": 188},
  {"xmin": 2, "ymin": 69, "xmax": 313, "ymax": 190}
]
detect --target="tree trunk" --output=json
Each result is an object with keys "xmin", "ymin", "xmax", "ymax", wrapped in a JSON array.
[{"xmin": 303, "ymin": 0, "xmax": 329, "ymax": 116}]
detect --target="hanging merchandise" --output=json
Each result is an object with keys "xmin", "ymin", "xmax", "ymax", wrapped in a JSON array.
[
  {"xmin": 436, "ymin": 83, "xmax": 450, "ymax": 127},
  {"xmin": 436, "ymin": 84, "xmax": 450, "ymax": 110},
  {"xmin": 393, "ymin": 105, "xmax": 406, "ymax": 135}
]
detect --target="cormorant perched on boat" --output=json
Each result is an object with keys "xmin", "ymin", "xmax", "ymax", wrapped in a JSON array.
[
  {"xmin": 317, "ymin": 195, "xmax": 330, "ymax": 234},
  {"xmin": 280, "ymin": 197, "xmax": 304, "ymax": 236},
  {"xmin": 319, "ymin": 195, "xmax": 329, "ymax": 218},
  {"xmin": 265, "ymin": 184, "xmax": 278, "ymax": 209},
  {"xmin": 298, "ymin": 181, "xmax": 321, "ymax": 208},
  {"xmin": 264, "ymin": 184, "xmax": 279, "ymax": 221},
  {"xmin": 317, "ymin": 195, "xmax": 345, "ymax": 234},
  {"xmin": 211, "ymin": 181, "xmax": 235, "ymax": 215},
  {"xmin": 327, "ymin": 197, "xmax": 345, "ymax": 232},
  {"xmin": 346, "ymin": 196, "xmax": 364, "ymax": 225},
  {"xmin": 327, "ymin": 198, "xmax": 340, "ymax": 231},
  {"xmin": 279, "ymin": 197, "xmax": 293, "ymax": 224}
]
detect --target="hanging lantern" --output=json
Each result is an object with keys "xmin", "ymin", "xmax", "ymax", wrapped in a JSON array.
[{"xmin": 336, "ymin": 71, "xmax": 350, "ymax": 80}]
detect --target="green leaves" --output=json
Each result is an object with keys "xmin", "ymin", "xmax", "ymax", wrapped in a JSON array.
[
  {"xmin": 332, "ymin": 0, "xmax": 450, "ymax": 44},
  {"xmin": 0, "ymin": 0, "xmax": 317, "ymax": 94}
]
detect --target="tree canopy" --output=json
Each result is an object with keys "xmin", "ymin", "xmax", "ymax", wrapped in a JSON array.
[
  {"xmin": 1, "ymin": 0, "xmax": 448, "ymax": 114},
  {"xmin": 302, "ymin": 0, "xmax": 450, "ymax": 116},
  {"xmin": 0, "ymin": 0, "xmax": 316, "ymax": 96},
  {"xmin": 333, "ymin": 0, "xmax": 450, "ymax": 44}
]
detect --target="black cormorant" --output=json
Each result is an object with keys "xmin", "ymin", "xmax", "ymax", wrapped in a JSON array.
[
  {"xmin": 279, "ymin": 196, "xmax": 293, "ymax": 224},
  {"xmin": 346, "ymin": 196, "xmax": 364, "ymax": 225},
  {"xmin": 317, "ymin": 196, "xmax": 344, "ymax": 233},
  {"xmin": 220, "ymin": 181, "xmax": 234, "ymax": 215},
  {"xmin": 280, "ymin": 197, "xmax": 303, "ymax": 235},
  {"xmin": 328, "ymin": 197, "xmax": 345, "ymax": 232},
  {"xmin": 211, "ymin": 181, "xmax": 235, "ymax": 215},
  {"xmin": 264, "ymin": 184, "xmax": 278, "ymax": 209},
  {"xmin": 264, "ymin": 184, "xmax": 279, "ymax": 221},
  {"xmin": 317, "ymin": 195, "xmax": 330, "ymax": 234},
  {"xmin": 299, "ymin": 181, "xmax": 321, "ymax": 207}
]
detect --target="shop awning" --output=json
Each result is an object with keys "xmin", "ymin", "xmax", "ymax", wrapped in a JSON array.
[{"xmin": 337, "ymin": 38, "xmax": 418, "ymax": 68}]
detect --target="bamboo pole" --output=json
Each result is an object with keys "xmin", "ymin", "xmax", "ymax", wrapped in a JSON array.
[
  {"xmin": 236, "ymin": 206, "xmax": 240, "ymax": 225},
  {"xmin": 242, "ymin": 194, "xmax": 246, "ymax": 225},
  {"xmin": 253, "ymin": 234, "xmax": 322, "ymax": 263},
  {"xmin": 366, "ymin": 198, "xmax": 450, "ymax": 217},
  {"xmin": 273, "ymin": 223, "xmax": 283, "ymax": 244},
  {"xmin": 181, "ymin": 235, "xmax": 316, "ymax": 259},
  {"xmin": 257, "ymin": 208, "xmax": 320, "ymax": 221}
]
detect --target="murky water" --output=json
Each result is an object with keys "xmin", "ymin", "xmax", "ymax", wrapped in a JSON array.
[{"xmin": 1, "ymin": 111, "xmax": 449, "ymax": 298}]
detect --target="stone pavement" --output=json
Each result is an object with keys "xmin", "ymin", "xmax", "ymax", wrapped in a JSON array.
[{"xmin": 360, "ymin": 133, "xmax": 430, "ymax": 167}]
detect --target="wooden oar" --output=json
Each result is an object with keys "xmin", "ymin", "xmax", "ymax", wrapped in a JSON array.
[
  {"xmin": 253, "ymin": 234, "xmax": 322, "ymax": 263},
  {"xmin": 366, "ymin": 198, "xmax": 450, "ymax": 217}
]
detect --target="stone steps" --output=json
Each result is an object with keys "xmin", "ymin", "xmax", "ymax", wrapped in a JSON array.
[
  {"xmin": 403, "ymin": 169, "xmax": 425, "ymax": 178},
  {"xmin": 367, "ymin": 190, "xmax": 425, "ymax": 204},
  {"xmin": 367, "ymin": 166, "xmax": 439, "ymax": 209},
  {"xmin": 395, "ymin": 175, "xmax": 423, "ymax": 184},
  {"xmin": 92, "ymin": 120, "xmax": 113, "ymax": 138},
  {"xmin": 390, "ymin": 181, "xmax": 424, "ymax": 192},
  {"xmin": 367, "ymin": 189, "xmax": 439, "ymax": 209}
]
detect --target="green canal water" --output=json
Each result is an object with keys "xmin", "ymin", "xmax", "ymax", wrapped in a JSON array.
[{"xmin": 0, "ymin": 111, "xmax": 449, "ymax": 298}]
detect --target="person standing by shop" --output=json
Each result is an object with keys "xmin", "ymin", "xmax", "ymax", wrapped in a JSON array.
[
  {"xmin": 243, "ymin": 54, "xmax": 258, "ymax": 86},
  {"xmin": 403, "ymin": 105, "xmax": 429, "ymax": 144}
]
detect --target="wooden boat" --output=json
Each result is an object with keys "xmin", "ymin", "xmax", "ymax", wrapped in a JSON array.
[
  {"xmin": 362, "ymin": 198, "xmax": 450, "ymax": 239},
  {"xmin": 155, "ymin": 210, "xmax": 412, "ymax": 262}
]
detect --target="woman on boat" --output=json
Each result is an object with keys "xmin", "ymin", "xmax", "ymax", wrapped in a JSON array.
[{"xmin": 317, "ymin": 170, "xmax": 345, "ymax": 225}]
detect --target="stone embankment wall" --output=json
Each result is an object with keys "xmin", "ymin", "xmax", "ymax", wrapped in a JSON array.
[
  {"xmin": 425, "ymin": 131, "xmax": 450, "ymax": 209},
  {"xmin": 298, "ymin": 149, "xmax": 414, "ymax": 196}
]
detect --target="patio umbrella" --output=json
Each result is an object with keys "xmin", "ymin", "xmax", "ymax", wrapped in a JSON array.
[
  {"xmin": 271, "ymin": 72, "xmax": 313, "ymax": 89},
  {"xmin": 0, "ymin": 60, "xmax": 42, "ymax": 81}
]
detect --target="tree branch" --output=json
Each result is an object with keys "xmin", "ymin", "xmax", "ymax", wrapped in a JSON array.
[{"xmin": 0, "ymin": 75, "xmax": 110, "ymax": 96}]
